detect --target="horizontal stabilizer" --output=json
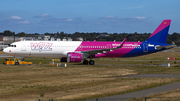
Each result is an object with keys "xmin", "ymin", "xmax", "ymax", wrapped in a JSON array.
[{"xmin": 155, "ymin": 44, "xmax": 177, "ymax": 50}]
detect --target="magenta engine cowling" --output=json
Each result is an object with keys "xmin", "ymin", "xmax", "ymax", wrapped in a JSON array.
[{"xmin": 67, "ymin": 52, "xmax": 82, "ymax": 62}]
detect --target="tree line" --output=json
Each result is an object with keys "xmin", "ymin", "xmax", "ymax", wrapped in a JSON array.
[{"xmin": 1, "ymin": 30, "xmax": 180, "ymax": 46}]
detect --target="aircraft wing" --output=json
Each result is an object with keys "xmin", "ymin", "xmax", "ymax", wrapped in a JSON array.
[{"xmin": 81, "ymin": 38, "xmax": 127, "ymax": 56}]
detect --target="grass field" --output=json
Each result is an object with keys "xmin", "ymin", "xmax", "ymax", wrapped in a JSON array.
[{"xmin": 0, "ymin": 50, "xmax": 180, "ymax": 101}]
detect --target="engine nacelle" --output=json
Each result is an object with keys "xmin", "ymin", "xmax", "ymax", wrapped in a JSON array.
[
  {"xmin": 67, "ymin": 52, "xmax": 82, "ymax": 63},
  {"xmin": 60, "ymin": 57, "xmax": 67, "ymax": 62}
]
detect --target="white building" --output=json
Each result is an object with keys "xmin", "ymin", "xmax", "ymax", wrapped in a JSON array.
[{"xmin": 0, "ymin": 41, "xmax": 8, "ymax": 50}]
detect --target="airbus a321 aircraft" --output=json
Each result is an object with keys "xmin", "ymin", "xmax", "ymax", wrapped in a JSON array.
[{"xmin": 3, "ymin": 19, "xmax": 176, "ymax": 65}]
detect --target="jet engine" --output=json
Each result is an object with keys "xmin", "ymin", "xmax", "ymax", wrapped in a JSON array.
[{"xmin": 67, "ymin": 52, "xmax": 82, "ymax": 63}]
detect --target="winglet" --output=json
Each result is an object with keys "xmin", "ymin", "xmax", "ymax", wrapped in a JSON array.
[
  {"xmin": 111, "ymin": 38, "xmax": 127, "ymax": 50},
  {"xmin": 119, "ymin": 38, "xmax": 127, "ymax": 48}
]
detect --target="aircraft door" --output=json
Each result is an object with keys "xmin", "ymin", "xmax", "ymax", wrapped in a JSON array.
[
  {"xmin": 78, "ymin": 45, "xmax": 82, "ymax": 50},
  {"xmin": 107, "ymin": 44, "xmax": 111, "ymax": 49},
  {"xmin": 21, "ymin": 42, "xmax": 26, "ymax": 51},
  {"xmin": 143, "ymin": 43, "xmax": 148, "ymax": 52}
]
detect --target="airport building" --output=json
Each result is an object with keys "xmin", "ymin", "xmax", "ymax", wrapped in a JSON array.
[
  {"xmin": 0, "ymin": 41, "xmax": 8, "ymax": 50},
  {"xmin": 0, "ymin": 35, "xmax": 3, "ymax": 41},
  {"xmin": 2, "ymin": 35, "xmax": 73, "ymax": 42}
]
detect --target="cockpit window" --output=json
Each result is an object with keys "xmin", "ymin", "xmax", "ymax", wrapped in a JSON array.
[{"xmin": 9, "ymin": 45, "xmax": 16, "ymax": 47}]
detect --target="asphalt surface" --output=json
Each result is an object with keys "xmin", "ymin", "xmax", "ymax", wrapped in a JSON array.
[
  {"xmin": 87, "ymin": 74, "xmax": 180, "ymax": 101},
  {"xmin": 0, "ymin": 54, "xmax": 13, "ymax": 57},
  {"xmin": 120, "ymin": 73, "xmax": 180, "ymax": 78}
]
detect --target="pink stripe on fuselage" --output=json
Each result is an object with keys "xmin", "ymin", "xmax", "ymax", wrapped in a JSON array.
[
  {"xmin": 75, "ymin": 41, "xmax": 142, "ymax": 58},
  {"xmin": 149, "ymin": 20, "xmax": 171, "ymax": 38}
]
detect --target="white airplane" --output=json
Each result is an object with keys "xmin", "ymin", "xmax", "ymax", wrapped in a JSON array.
[{"xmin": 3, "ymin": 20, "xmax": 176, "ymax": 65}]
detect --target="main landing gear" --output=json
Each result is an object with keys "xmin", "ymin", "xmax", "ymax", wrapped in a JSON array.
[{"xmin": 83, "ymin": 60, "xmax": 95, "ymax": 65}]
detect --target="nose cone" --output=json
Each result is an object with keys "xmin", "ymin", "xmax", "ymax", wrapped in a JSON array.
[{"xmin": 3, "ymin": 48, "xmax": 8, "ymax": 54}]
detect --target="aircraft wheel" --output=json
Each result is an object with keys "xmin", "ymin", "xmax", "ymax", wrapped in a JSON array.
[
  {"xmin": 83, "ymin": 60, "xmax": 88, "ymax": 65},
  {"xmin": 89, "ymin": 60, "xmax": 95, "ymax": 65},
  {"xmin": 15, "ymin": 62, "xmax": 19, "ymax": 65}
]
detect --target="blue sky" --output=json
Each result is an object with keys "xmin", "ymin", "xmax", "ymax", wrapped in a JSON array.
[{"xmin": 0, "ymin": 0, "xmax": 179, "ymax": 34}]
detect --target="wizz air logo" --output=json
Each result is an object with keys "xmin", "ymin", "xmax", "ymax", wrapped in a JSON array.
[{"xmin": 30, "ymin": 42, "xmax": 53, "ymax": 52}]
